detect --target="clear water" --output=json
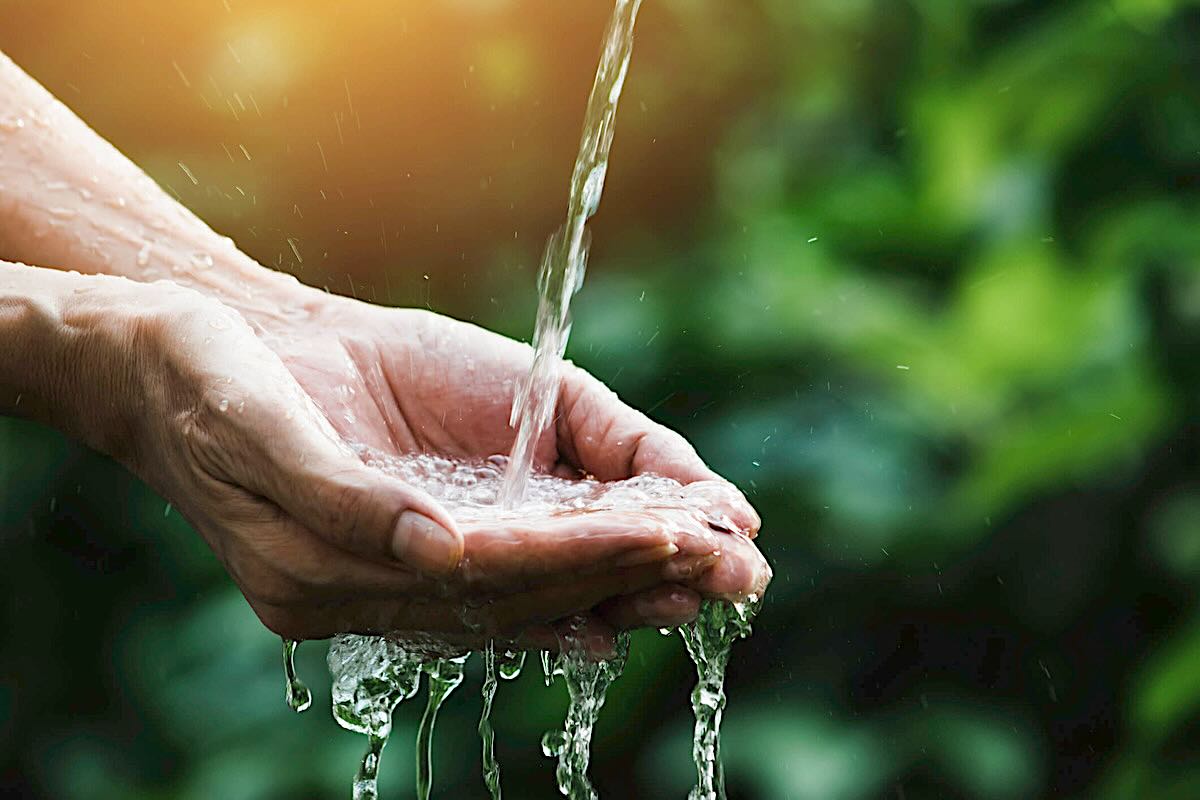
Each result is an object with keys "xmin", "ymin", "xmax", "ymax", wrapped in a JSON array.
[
  {"xmin": 279, "ymin": 3, "xmax": 763, "ymax": 797},
  {"xmin": 500, "ymin": 0, "xmax": 644, "ymax": 508},
  {"xmin": 283, "ymin": 638, "xmax": 312, "ymax": 713},
  {"xmin": 479, "ymin": 643, "xmax": 501, "ymax": 799},
  {"xmin": 679, "ymin": 597, "xmax": 761, "ymax": 800},
  {"xmin": 540, "ymin": 625, "xmax": 632, "ymax": 800},
  {"xmin": 326, "ymin": 634, "xmax": 424, "ymax": 800},
  {"xmin": 415, "ymin": 656, "xmax": 468, "ymax": 800},
  {"xmin": 296, "ymin": 451, "xmax": 734, "ymax": 798},
  {"xmin": 479, "ymin": 645, "xmax": 526, "ymax": 800}
]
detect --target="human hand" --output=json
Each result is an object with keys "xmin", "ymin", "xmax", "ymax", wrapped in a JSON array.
[
  {"xmin": 235, "ymin": 279, "xmax": 771, "ymax": 625},
  {"xmin": 18, "ymin": 269, "xmax": 735, "ymax": 648}
]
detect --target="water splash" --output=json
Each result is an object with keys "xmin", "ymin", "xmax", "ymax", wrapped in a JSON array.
[
  {"xmin": 501, "ymin": 0, "xmax": 645, "ymax": 507},
  {"xmin": 327, "ymin": 635, "xmax": 424, "ymax": 800},
  {"xmin": 282, "ymin": 639, "xmax": 312, "ymax": 713},
  {"xmin": 416, "ymin": 656, "xmax": 469, "ymax": 800},
  {"xmin": 541, "ymin": 626, "xmax": 631, "ymax": 799},
  {"xmin": 679, "ymin": 597, "xmax": 762, "ymax": 800}
]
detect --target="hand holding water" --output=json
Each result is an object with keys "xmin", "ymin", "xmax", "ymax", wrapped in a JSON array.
[{"xmin": 0, "ymin": 49, "xmax": 769, "ymax": 650}]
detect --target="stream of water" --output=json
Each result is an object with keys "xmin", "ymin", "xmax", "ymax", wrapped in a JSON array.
[
  {"xmin": 280, "ymin": 1, "xmax": 763, "ymax": 797},
  {"xmin": 679, "ymin": 597, "xmax": 761, "ymax": 800},
  {"xmin": 500, "ymin": 0, "xmax": 644, "ymax": 509}
]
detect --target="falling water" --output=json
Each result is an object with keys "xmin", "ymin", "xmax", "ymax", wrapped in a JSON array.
[
  {"xmin": 327, "ymin": 634, "xmax": 424, "ymax": 800},
  {"xmin": 479, "ymin": 645, "xmax": 527, "ymax": 799},
  {"xmin": 479, "ymin": 643, "xmax": 502, "ymax": 799},
  {"xmin": 500, "ymin": 0, "xmax": 644, "ymax": 508},
  {"xmin": 541, "ymin": 627, "xmax": 632, "ymax": 800},
  {"xmin": 283, "ymin": 638, "xmax": 312, "ymax": 713},
  {"xmin": 416, "ymin": 656, "xmax": 469, "ymax": 800},
  {"xmin": 679, "ymin": 597, "xmax": 762, "ymax": 800},
  {"xmin": 277, "ymin": 2, "xmax": 766, "ymax": 796}
]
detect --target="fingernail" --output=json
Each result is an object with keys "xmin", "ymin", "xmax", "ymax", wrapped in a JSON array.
[{"xmin": 393, "ymin": 510, "xmax": 462, "ymax": 575}]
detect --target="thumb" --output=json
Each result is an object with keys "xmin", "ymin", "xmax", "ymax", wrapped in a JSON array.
[{"xmin": 229, "ymin": 399, "xmax": 464, "ymax": 575}]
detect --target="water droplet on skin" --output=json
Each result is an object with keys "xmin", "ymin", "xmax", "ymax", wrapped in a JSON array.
[
  {"xmin": 191, "ymin": 252, "xmax": 214, "ymax": 270},
  {"xmin": 136, "ymin": 242, "xmax": 152, "ymax": 267},
  {"xmin": 0, "ymin": 117, "xmax": 25, "ymax": 132},
  {"xmin": 218, "ymin": 398, "xmax": 229, "ymax": 412},
  {"xmin": 236, "ymin": 400, "xmax": 245, "ymax": 414}
]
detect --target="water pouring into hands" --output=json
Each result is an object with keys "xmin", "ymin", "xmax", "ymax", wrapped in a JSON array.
[{"xmin": 0, "ymin": 50, "xmax": 769, "ymax": 653}]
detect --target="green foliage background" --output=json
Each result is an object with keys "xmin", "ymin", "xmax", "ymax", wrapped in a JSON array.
[{"xmin": 3, "ymin": 0, "xmax": 1200, "ymax": 797}]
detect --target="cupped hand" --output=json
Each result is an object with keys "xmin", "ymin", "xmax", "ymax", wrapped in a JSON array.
[
  {"xmin": 70, "ymin": 277, "xmax": 737, "ymax": 647},
  {"xmin": 240, "ymin": 282, "xmax": 772, "ymax": 622}
]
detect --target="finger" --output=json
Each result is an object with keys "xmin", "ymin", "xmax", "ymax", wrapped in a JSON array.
[
  {"xmin": 289, "ymin": 559, "xmax": 666, "ymax": 645},
  {"xmin": 555, "ymin": 365, "xmax": 761, "ymax": 534},
  {"xmin": 596, "ymin": 584, "xmax": 702, "ymax": 630},
  {"xmin": 457, "ymin": 506, "xmax": 723, "ymax": 590},
  {"xmin": 691, "ymin": 533, "xmax": 772, "ymax": 601},
  {"xmin": 224, "ymin": 388, "xmax": 465, "ymax": 576},
  {"xmin": 556, "ymin": 363, "xmax": 717, "ymax": 484},
  {"xmin": 467, "ymin": 560, "xmax": 672, "ymax": 637},
  {"xmin": 680, "ymin": 480, "xmax": 762, "ymax": 538}
]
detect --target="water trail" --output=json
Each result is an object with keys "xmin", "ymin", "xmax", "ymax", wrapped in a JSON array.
[
  {"xmin": 479, "ymin": 645, "xmax": 528, "ymax": 799},
  {"xmin": 327, "ymin": 635, "xmax": 424, "ymax": 800},
  {"xmin": 479, "ymin": 642, "xmax": 502, "ymax": 799},
  {"xmin": 500, "ymin": 0, "xmax": 645, "ymax": 508},
  {"xmin": 416, "ymin": 655, "xmax": 468, "ymax": 800},
  {"xmin": 541, "ymin": 627, "xmax": 631, "ymax": 799},
  {"xmin": 283, "ymin": 638, "xmax": 312, "ymax": 713},
  {"xmin": 679, "ymin": 598, "xmax": 762, "ymax": 800}
]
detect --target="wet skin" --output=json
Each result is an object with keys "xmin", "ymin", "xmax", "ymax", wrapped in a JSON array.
[{"xmin": 0, "ymin": 52, "xmax": 770, "ymax": 652}]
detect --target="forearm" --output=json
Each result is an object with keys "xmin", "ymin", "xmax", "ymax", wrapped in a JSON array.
[{"xmin": 0, "ymin": 52, "xmax": 300, "ymax": 321}]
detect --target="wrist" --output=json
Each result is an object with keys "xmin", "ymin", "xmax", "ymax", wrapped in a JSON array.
[
  {"xmin": 0, "ymin": 263, "xmax": 135, "ymax": 454},
  {"xmin": 0, "ymin": 262, "xmax": 220, "ymax": 464}
]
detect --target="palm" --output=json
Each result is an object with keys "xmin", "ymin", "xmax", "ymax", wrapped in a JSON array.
[
  {"xmin": 266, "ymin": 301, "xmax": 549, "ymax": 464},
  {"xmin": 254, "ymin": 290, "xmax": 769, "ymax": 601}
]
